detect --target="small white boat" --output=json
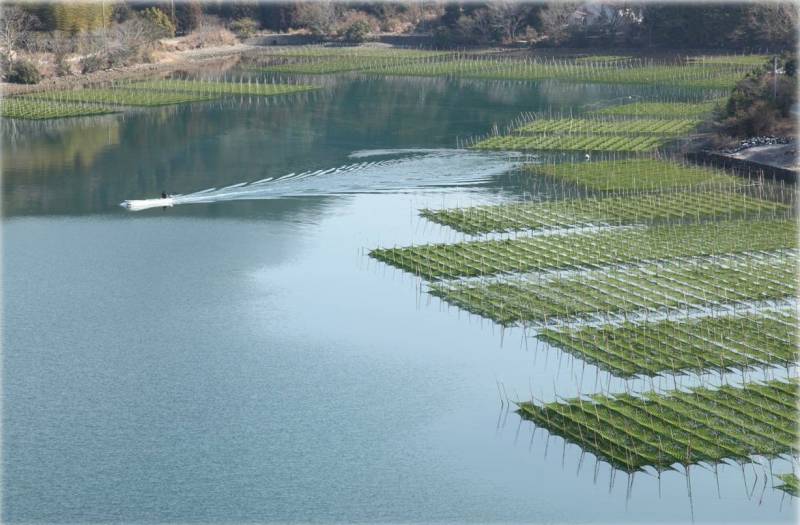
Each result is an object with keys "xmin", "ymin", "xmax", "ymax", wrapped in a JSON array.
[{"xmin": 120, "ymin": 197, "xmax": 175, "ymax": 211}]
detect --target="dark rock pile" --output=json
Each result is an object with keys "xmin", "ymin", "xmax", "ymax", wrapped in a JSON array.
[{"xmin": 722, "ymin": 136, "xmax": 793, "ymax": 154}]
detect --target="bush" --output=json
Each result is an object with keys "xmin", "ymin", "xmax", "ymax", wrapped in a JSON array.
[
  {"xmin": 343, "ymin": 20, "xmax": 371, "ymax": 43},
  {"xmin": 6, "ymin": 59, "xmax": 41, "ymax": 84},
  {"xmin": 715, "ymin": 56, "xmax": 798, "ymax": 138},
  {"xmin": 80, "ymin": 54, "xmax": 107, "ymax": 74},
  {"xmin": 142, "ymin": 7, "xmax": 175, "ymax": 38},
  {"xmin": 229, "ymin": 17, "xmax": 258, "ymax": 39},
  {"xmin": 54, "ymin": 52, "xmax": 70, "ymax": 76}
]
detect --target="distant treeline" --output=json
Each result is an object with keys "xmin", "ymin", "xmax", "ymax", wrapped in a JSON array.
[{"xmin": 12, "ymin": 1, "xmax": 799, "ymax": 50}]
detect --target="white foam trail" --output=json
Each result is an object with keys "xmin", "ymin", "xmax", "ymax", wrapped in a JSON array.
[
  {"xmin": 121, "ymin": 149, "xmax": 522, "ymax": 211},
  {"xmin": 348, "ymin": 148, "xmax": 460, "ymax": 159},
  {"xmin": 220, "ymin": 181, "xmax": 249, "ymax": 190},
  {"xmin": 121, "ymin": 197, "xmax": 176, "ymax": 211}
]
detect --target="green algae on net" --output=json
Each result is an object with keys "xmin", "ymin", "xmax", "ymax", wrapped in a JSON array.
[
  {"xmin": 527, "ymin": 158, "xmax": 740, "ymax": 192},
  {"xmin": 538, "ymin": 311, "xmax": 797, "ymax": 379},
  {"xmin": 516, "ymin": 378, "xmax": 798, "ymax": 473},
  {"xmin": 370, "ymin": 218, "xmax": 797, "ymax": 280},
  {"xmin": 420, "ymin": 189, "xmax": 787, "ymax": 235},
  {"xmin": 0, "ymin": 98, "xmax": 120, "ymax": 120},
  {"xmin": 427, "ymin": 251, "xmax": 796, "ymax": 326},
  {"xmin": 125, "ymin": 79, "xmax": 319, "ymax": 97},
  {"xmin": 6, "ymin": 79, "xmax": 319, "ymax": 119}
]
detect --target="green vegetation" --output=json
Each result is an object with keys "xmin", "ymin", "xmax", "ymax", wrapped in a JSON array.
[
  {"xmin": 24, "ymin": 88, "xmax": 217, "ymax": 107},
  {"xmin": 5, "ymin": 79, "xmax": 317, "ymax": 120},
  {"xmin": 428, "ymin": 251, "xmax": 795, "ymax": 325},
  {"xmin": 0, "ymin": 98, "xmax": 119, "ymax": 120},
  {"xmin": 371, "ymin": 58, "xmax": 751, "ymax": 89},
  {"xmin": 517, "ymin": 379, "xmax": 797, "ymax": 472},
  {"xmin": 142, "ymin": 6, "xmax": 176, "ymax": 37},
  {"xmin": 687, "ymin": 55, "xmax": 770, "ymax": 66},
  {"xmin": 252, "ymin": 48, "xmax": 453, "ymax": 75},
  {"xmin": 574, "ymin": 55, "xmax": 632, "ymax": 63},
  {"xmin": 28, "ymin": 2, "xmax": 111, "ymax": 33},
  {"xmin": 528, "ymin": 158, "xmax": 739, "ymax": 192},
  {"xmin": 472, "ymin": 134, "xmax": 667, "ymax": 153},
  {"xmin": 515, "ymin": 117, "xmax": 701, "ymax": 136},
  {"xmin": 591, "ymin": 100, "xmax": 724, "ymax": 118},
  {"xmin": 539, "ymin": 311, "xmax": 797, "ymax": 378},
  {"xmin": 6, "ymin": 59, "xmax": 42, "ymax": 85},
  {"xmin": 716, "ymin": 54, "xmax": 797, "ymax": 138},
  {"xmin": 775, "ymin": 473, "xmax": 799, "ymax": 497},
  {"xmin": 253, "ymin": 49, "xmax": 756, "ymax": 90},
  {"xmin": 370, "ymin": 219, "xmax": 795, "ymax": 280},
  {"xmin": 420, "ymin": 190, "xmax": 786, "ymax": 235},
  {"xmin": 126, "ymin": 79, "xmax": 318, "ymax": 97},
  {"xmin": 255, "ymin": 58, "xmax": 378, "ymax": 75},
  {"xmin": 254, "ymin": 47, "xmax": 449, "ymax": 58}
]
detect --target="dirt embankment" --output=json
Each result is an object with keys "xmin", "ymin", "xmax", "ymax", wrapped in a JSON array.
[
  {"xmin": 727, "ymin": 143, "xmax": 798, "ymax": 171},
  {"xmin": 0, "ymin": 43, "xmax": 259, "ymax": 96}
]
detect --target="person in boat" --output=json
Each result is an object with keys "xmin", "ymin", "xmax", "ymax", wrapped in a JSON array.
[{"xmin": 161, "ymin": 191, "xmax": 167, "ymax": 199}]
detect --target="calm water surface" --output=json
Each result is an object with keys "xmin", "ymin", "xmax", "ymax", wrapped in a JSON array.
[{"xmin": 2, "ymin": 73, "xmax": 795, "ymax": 523}]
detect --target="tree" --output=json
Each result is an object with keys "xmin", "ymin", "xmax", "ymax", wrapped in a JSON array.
[
  {"xmin": 142, "ymin": 6, "xmax": 175, "ymax": 38},
  {"xmin": 637, "ymin": 4, "xmax": 797, "ymax": 49},
  {"xmin": 174, "ymin": 1, "xmax": 202, "ymax": 34},
  {"xmin": 538, "ymin": 3, "xmax": 578, "ymax": 46},
  {"xmin": 229, "ymin": 17, "xmax": 258, "ymax": 39},
  {"xmin": 0, "ymin": 5, "xmax": 39, "ymax": 63},
  {"xmin": 33, "ymin": 2, "xmax": 111, "ymax": 34},
  {"xmin": 717, "ymin": 56, "xmax": 798, "ymax": 137},
  {"xmin": 256, "ymin": 3, "xmax": 295, "ymax": 32},
  {"xmin": 343, "ymin": 19, "xmax": 371, "ymax": 43},
  {"xmin": 731, "ymin": 3, "xmax": 798, "ymax": 50},
  {"xmin": 487, "ymin": 1, "xmax": 533, "ymax": 43},
  {"xmin": 293, "ymin": 1, "xmax": 338, "ymax": 36}
]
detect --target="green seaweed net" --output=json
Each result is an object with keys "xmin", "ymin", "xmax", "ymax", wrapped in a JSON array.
[{"xmin": 517, "ymin": 378, "xmax": 798, "ymax": 473}]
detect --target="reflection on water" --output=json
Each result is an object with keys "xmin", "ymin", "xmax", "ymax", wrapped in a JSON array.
[
  {"xmin": 3, "ymin": 72, "xmax": 794, "ymax": 523},
  {"xmin": 2, "ymin": 116, "xmax": 120, "ymax": 173},
  {"xmin": 3, "ymin": 74, "xmax": 680, "ymax": 218}
]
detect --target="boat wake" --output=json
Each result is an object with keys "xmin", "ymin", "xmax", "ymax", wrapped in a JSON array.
[{"xmin": 120, "ymin": 149, "xmax": 524, "ymax": 211}]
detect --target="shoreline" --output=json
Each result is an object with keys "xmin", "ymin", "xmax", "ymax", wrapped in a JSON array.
[{"xmin": 0, "ymin": 43, "xmax": 259, "ymax": 96}]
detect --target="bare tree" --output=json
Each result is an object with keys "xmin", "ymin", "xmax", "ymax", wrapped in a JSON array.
[
  {"xmin": 110, "ymin": 16, "xmax": 163, "ymax": 60},
  {"xmin": 488, "ymin": 1, "xmax": 531, "ymax": 43},
  {"xmin": 0, "ymin": 6, "xmax": 39, "ymax": 63},
  {"xmin": 470, "ymin": 9, "xmax": 495, "ymax": 44},
  {"xmin": 294, "ymin": 1, "xmax": 338, "ymax": 36},
  {"xmin": 538, "ymin": 3, "xmax": 579, "ymax": 45}
]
